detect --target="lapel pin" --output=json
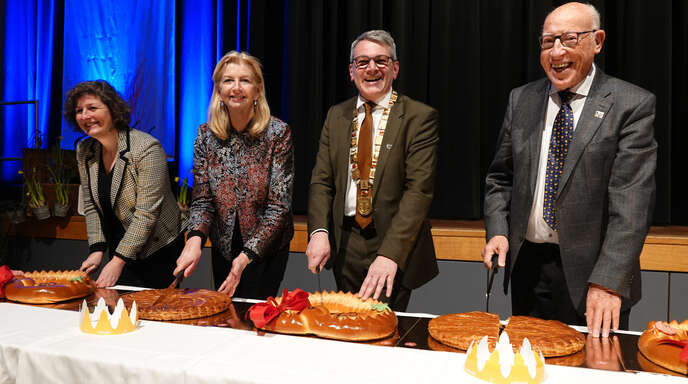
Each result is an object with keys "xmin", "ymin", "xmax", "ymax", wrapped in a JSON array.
[
  {"xmin": 594, "ymin": 111, "xmax": 605, "ymax": 119},
  {"xmin": 386, "ymin": 144, "xmax": 393, "ymax": 150}
]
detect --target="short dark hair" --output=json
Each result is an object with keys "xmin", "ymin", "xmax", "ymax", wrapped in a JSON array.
[{"xmin": 63, "ymin": 80, "xmax": 131, "ymax": 132}]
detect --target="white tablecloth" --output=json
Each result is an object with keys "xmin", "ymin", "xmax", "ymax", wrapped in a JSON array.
[{"xmin": 0, "ymin": 303, "xmax": 682, "ymax": 384}]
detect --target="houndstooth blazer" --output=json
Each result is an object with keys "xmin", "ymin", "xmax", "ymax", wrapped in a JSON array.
[{"xmin": 77, "ymin": 129, "xmax": 184, "ymax": 261}]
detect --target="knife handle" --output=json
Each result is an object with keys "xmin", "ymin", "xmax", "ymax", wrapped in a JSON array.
[{"xmin": 490, "ymin": 253, "xmax": 499, "ymax": 272}]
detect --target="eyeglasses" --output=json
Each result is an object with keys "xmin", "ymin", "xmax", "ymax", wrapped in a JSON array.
[
  {"xmin": 539, "ymin": 30, "xmax": 596, "ymax": 50},
  {"xmin": 352, "ymin": 55, "xmax": 394, "ymax": 70}
]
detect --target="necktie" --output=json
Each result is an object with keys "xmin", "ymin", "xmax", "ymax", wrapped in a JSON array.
[
  {"xmin": 355, "ymin": 102, "xmax": 374, "ymax": 229},
  {"xmin": 543, "ymin": 91, "xmax": 574, "ymax": 230}
]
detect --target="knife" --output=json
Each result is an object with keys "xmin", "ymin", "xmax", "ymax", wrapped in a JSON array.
[
  {"xmin": 315, "ymin": 265, "xmax": 323, "ymax": 305},
  {"xmin": 150, "ymin": 270, "xmax": 185, "ymax": 307},
  {"xmin": 168, "ymin": 270, "xmax": 185, "ymax": 290},
  {"xmin": 315, "ymin": 265, "xmax": 322, "ymax": 293},
  {"xmin": 485, "ymin": 253, "xmax": 499, "ymax": 312}
]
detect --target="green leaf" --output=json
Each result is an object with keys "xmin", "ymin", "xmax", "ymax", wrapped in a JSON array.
[{"xmin": 370, "ymin": 302, "xmax": 391, "ymax": 312}]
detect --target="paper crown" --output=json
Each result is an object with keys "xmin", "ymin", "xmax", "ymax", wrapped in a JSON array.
[
  {"xmin": 465, "ymin": 331, "xmax": 545, "ymax": 384},
  {"xmin": 79, "ymin": 298, "xmax": 139, "ymax": 335}
]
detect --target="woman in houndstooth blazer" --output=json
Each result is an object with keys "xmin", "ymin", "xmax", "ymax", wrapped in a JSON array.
[
  {"xmin": 65, "ymin": 80, "xmax": 185, "ymax": 289},
  {"xmin": 174, "ymin": 51, "xmax": 294, "ymax": 300}
]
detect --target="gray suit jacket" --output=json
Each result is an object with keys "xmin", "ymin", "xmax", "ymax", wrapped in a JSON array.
[
  {"xmin": 484, "ymin": 69, "xmax": 657, "ymax": 314},
  {"xmin": 77, "ymin": 129, "xmax": 184, "ymax": 261},
  {"xmin": 308, "ymin": 94, "xmax": 439, "ymax": 289}
]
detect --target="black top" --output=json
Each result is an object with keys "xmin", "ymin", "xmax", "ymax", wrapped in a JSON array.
[{"xmin": 98, "ymin": 157, "xmax": 125, "ymax": 254}]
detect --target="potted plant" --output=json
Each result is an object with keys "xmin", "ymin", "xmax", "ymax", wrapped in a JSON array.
[
  {"xmin": 176, "ymin": 176, "xmax": 190, "ymax": 222},
  {"xmin": 6, "ymin": 180, "xmax": 27, "ymax": 224},
  {"xmin": 47, "ymin": 138, "xmax": 71, "ymax": 217},
  {"xmin": 49, "ymin": 172, "xmax": 70, "ymax": 217},
  {"xmin": 23, "ymin": 167, "xmax": 50, "ymax": 220}
]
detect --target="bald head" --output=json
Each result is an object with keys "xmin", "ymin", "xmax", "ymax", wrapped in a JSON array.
[
  {"xmin": 544, "ymin": 2, "xmax": 600, "ymax": 32},
  {"xmin": 539, "ymin": 2, "xmax": 605, "ymax": 90}
]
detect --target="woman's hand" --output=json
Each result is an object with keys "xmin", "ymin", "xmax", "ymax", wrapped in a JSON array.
[
  {"xmin": 80, "ymin": 251, "xmax": 103, "ymax": 275},
  {"xmin": 218, "ymin": 253, "xmax": 251, "ymax": 296},
  {"xmin": 95, "ymin": 256, "xmax": 126, "ymax": 288},
  {"xmin": 174, "ymin": 236, "xmax": 203, "ymax": 278}
]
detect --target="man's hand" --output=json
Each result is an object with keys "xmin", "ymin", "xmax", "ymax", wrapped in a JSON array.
[
  {"xmin": 174, "ymin": 236, "xmax": 203, "ymax": 278},
  {"xmin": 95, "ymin": 256, "xmax": 126, "ymax": 288},
  {"xmin": 80, "ymin": 251, "xmax": 103, "ymax": 275},
  {"xmin": 358, "ymin": 255, "xmax": 397, "ymax": 301},
  {"xmin": 586, "ymin": 283, "xmax": 622, "ymax": 337},
  {"xmin": 481, "ymin": 235, "xmax": 508, "ymax": 269},
  {"xmin": 218, "ymin": 253, "xmax": 250, "ymax": 296},
  {"xmin": 306, "ymin": 231, "xmax": 330, "ymax": 273}
]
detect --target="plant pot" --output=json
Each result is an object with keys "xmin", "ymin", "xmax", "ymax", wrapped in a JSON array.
[
  {"xmin": 30, "ymin": 205, "xmax": 51, "ymax": 220},
  {"xmin": 54, "ymin": 203, "xmax": 70, "ymax": 217},
  {"xmin": 179, "ymin": 205, "xmax": 190, "ymax": 222},
  {"xmin": 10, "ymin": 208, "xmax": 26, "ymax": 224}
]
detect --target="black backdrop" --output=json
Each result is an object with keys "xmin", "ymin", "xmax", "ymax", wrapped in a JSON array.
[{"xmin": 219, "ymin": 0, "xmax": 687, "ymax": 224}]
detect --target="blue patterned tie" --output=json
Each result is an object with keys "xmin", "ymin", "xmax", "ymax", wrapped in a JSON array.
[{"xmin": 543, "ymin": 91, "xmax": 574, "ymax": 230}]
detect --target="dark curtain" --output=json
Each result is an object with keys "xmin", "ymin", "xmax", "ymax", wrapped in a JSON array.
[{"xmin": 240, "ymin": 0, "xmax": 686, "ymax": 224}]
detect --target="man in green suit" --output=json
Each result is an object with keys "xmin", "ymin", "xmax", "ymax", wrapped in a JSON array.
[{"xmin": 306, "ymin": 30, "xmax": 439, "ymax": 311}]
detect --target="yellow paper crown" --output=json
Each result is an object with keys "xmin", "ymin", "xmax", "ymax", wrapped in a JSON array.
[
  {"xmin": 79, "ymin": 298, "xmax": 138, "ymax": 335},
  {"xmin": 465, "ymin": 331, "xmax": 546, "ymax": 384}
]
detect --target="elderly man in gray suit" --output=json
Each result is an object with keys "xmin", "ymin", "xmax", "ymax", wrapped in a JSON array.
[{"xmin": 482, "ymin": 2, "xmax": 656, "ymax": 338}]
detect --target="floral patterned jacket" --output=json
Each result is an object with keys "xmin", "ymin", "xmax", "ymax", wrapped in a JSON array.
[{"xmin": 187, "ymin": 117, "xmax": 294, "ymax": 260}]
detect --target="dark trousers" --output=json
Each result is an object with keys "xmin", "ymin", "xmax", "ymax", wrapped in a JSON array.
[
  {"xmin": 333, "ymin": 217, "xmax": 412, "ymax": 312},
  {"xmin": 115, "ymin": 234, "xmax": 184, "ymax": 289},
  {"xmin": 511, "ymin": 240, "xmax": 629, "ymax": 329},
  {"xmin": 211, "ymin": 223, "xmax": 288, "ymax": 300}
]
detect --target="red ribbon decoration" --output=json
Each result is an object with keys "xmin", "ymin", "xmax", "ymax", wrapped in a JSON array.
[
  {"xmin": 0, "ymin": 265, "xmax": 15, "ymax": 298},
  {"xmin": 247, "ymin": 288, "xmax": 311, "ymax": 328},
  {"xmin": 658, "ymin": 339, "xmax": 688, "ymax": 363}
]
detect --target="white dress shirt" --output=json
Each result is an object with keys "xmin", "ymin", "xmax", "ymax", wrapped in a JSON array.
[
  {"xmin": 526, "ymin": 65, "xmax": 596, "ymax": 244},
  {"xmin": 343, "ymin": 89, "xmax": 394, "ymax": 216},
  {"xmin": 310, "ymin": 89, "xmax": 393, "ymax": 237}
]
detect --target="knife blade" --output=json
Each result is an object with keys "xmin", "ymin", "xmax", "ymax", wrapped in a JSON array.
[
  {"xmin": 485, "ymin": 253, "xmax": 499, "ymax": 312},
  {"xmin": 150, "ymin": 271, "xmax": 185, "ymax": 308},
  {"xmin": 315, "ymin": 265, "xmax": 323, "ymax": 305},
  {"xmin": 315, "ymin": 265, "xmax": 322, "ymax": 293},
  {"xmin": 168, "ymin": 270, "xmax": 185, "ymax": 290}
]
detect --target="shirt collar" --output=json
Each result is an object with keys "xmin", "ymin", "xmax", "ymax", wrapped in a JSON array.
[
  {"xmin": 356, "ymin": 88, "xmax": 393, "ymax": 111},
  {"xmin": 548, "ymin": 63, "xmax": 596, "ymax": 98}
]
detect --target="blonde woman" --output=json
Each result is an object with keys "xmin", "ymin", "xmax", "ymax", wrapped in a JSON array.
[{"xmin": 175, "ymin": 51, "xmax": 294, "ymax": 299}]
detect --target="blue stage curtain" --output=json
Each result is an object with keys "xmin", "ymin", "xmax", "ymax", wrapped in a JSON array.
[
  {"xmin": 60, "ymin": 0, "xmax": 176, "ymax": 159},
  {"xmin": 178, "ymin": 0, "xmax": 218, "ymax": 181},
  {"xmin": 1, "ymin": 0, "xmax": 246, "ymax": 184},
  {"xmin": 0, "ymin": 0, "xmax": 59, "ymax": 183}
]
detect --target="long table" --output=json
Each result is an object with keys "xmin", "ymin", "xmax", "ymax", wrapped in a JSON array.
[{"xmin": 0, "ymin": 290, "xmax": 686, "ymax": 384}]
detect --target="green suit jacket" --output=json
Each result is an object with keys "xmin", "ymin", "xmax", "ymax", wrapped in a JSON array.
[{"xmin": 308, "ymin": 93, "xmax": 439, "ymax": 289}]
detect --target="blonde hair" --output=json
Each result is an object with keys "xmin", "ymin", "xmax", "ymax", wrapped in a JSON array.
[{"xmin": 208, "ymin": 51, "xmax": 270, "ymax": 139}]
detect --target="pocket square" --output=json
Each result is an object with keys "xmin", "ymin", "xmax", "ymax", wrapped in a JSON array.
[{"xmin": 594, "ymin": 111, "xmax": 605, "ymax": 119}]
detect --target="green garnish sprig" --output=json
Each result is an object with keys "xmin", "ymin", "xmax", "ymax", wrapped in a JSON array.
[{"xmin": 370, "ymin": 302, "xmax": 391, "ymax": 312}]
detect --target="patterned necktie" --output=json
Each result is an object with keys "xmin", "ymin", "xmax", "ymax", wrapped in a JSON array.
[
  {"xmin": 355, "ymin": 102, "xmax": 374, "ymax": 229},
  {"xmin": 543, "ymin": 91, "xmax": 574, "ymax": 231}
]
